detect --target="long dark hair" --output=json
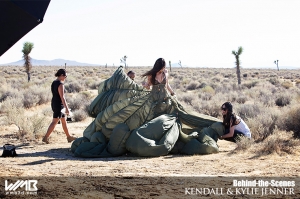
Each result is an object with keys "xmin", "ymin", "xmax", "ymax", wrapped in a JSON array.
[
  {"xmin": 221, "ymin": 102, "xmax": 237, "ymax": 128},
  {"xmin": 142, "ymin": 58, "xmax": 166, "ymax": 85},
  {"xmin": 55, "ymin": 69, "xmax": 66, "ymax": 77}
]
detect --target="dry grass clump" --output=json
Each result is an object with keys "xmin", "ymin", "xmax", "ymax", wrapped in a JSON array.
[
  {"xmin": 254, "ymin": 128, "xmax": 300, "ymax": 155},
  {"xmin": 72, "ymin": 109, "xmax": 88, "ymax": 122},
  {"xmin": 235, "ymin": 137, "xmax": 254, "ymax": 151},
  {"xmin": 281, "ymin": 81, "xmax": 293, "ymax": 89},
  {"xmin": 246, "ymin": 110, "xmax": 279, "ymax": 142},
  {"xmin": 65, "ymin": 82, "xmax": 84, "ymax": 93},
  {"xmin": 4, "ymin": 106, "xmax": 50, "ymax": 140},
  {"xmin": 275, "ymin": 94, "xmax": 291, "ymax": 107},
  {"xmin": 277, "ymin": 105, "xmax": 300, "ymax": 138}
]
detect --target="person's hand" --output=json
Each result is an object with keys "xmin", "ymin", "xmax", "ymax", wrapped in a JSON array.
[{"xmin": 65, "ymin": 108, "xmax": 70, "ymax": 116}]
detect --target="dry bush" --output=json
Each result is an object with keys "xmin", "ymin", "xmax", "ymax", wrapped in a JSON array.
[
  {"xmin": 201, "ymin": 85, "xmax": 215, "ymax": 94},
  {"xmin": 4, "ymin": 106, "xmax": 50, "ymax": 140},
  {"xmin": 281, "ymin": 81, "xmax": 293, "ymax": 89},
  {"xmin": 193, "ymin": 100, "xmax": 221, "ymax": 118},
  {"xmin": 0, "ymin": 96, "xmax": 24, "ymax": 113},
  {"xmin": 72, "ymin": 109, "xmax": 88, "ymax": 122},
  {"xmin": 23, "ymin": 90, "xmax": 40, "ymax": 108},
  {"xmin": 268, "ymin": 77, "xmax": 280, "ymax": 85},
  {"xmin": 186, "ymin": 81, "xmax": 199, "ymax": 90},
  {"xmin": 243, "ymin": 81, "xmax": 258, "ymax": 89},
  {"xmin": 65, "ymin": 82, "xmax": 84, "ymax": 93},
  {"xmin": 235, "ymin": 103, "xmax": 262, "ymax": 119},
  {"xmin": 275, "ymin": 94, "xmax": 291, "ymax": 107},
  {"xmin": 68, "ymin": 94, "xmax": 90, "ymax": 111},
  {"xmin": 235, "ymin": 137, "xmax": 254, "ymax": 151},
  {"xmin": 254, "ymin": 128, "xmax": 300, "ymax": 155},
  {"xmin": 0, "ymin": 89, "xmax": 20, "ymax": 102},
  {"xmin": 277, "ymin": 105, "xmax": 300, "ymax": 138},
  {"xmin": 246, "ymin": 110, "xmax": 279, "ymax": 142}
]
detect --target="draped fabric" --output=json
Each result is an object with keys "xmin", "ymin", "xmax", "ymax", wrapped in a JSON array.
[{"xmin": 71, "ymin": 66, "xmax": 224, "ymax": 157}]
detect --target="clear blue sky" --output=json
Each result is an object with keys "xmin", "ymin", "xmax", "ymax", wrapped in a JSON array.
[{"xmin": 1, "ymin": 0, "xmax": 300, "ymax": 68}]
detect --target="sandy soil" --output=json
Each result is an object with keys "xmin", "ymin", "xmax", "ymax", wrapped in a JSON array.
[{"xmin": 0, "ymin": 110, "xmax": 299, "ymax": 198}]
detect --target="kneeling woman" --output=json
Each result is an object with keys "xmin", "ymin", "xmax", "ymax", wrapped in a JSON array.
[{"xmin": 219, "ymin": 102, "xmax": 251, "ymax": 142}]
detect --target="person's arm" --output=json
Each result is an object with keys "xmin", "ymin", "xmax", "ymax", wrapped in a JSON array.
[
  {"xmin": 165, "ymin": 69, "xmax": 175, "ymax": 96},
  {"xmin": 220, "ymin": 119, "xmax": 234, "ymax": 139},
  {"xmin": 58, "ymin": 84, "xmax": 69, "ymax": 115},
  {"xmin": 142, "ymin": 76, "xmax": 152, "ymax": 90}
]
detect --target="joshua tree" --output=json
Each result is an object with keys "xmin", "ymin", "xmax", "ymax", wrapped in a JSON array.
[
  {"xmin": 120, "ymin": 55, "xmax": 127, "ymax": 69},
  {"xmin": 178, "ymin": 60, "xmax": 182, "ymax": 68},
  {"xmin": 169, "ymin": 60, "xmax": 172, "ymax": 72},
  {"xmin": 232, "ymin": 46, "xmax": 243, "ymax": 85},
  {"xmin": 274, "ymin": 60, "xmax": 279, "ymax": 71},
  {"xmin": 22, "ymin": 42, "xmax": 34, "ymax": 82}
]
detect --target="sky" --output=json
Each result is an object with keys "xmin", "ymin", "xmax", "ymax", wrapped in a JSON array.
[{"xmin": 1, "ymin": 0, "xmax": 300, "ymax": 68}]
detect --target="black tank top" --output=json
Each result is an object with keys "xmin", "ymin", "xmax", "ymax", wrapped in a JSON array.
[{"xmin": 51, "ymin": 80, "xmax": 63, "ymax": 105}]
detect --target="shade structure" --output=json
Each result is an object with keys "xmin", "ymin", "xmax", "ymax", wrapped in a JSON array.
[{"xmin": 0, "ymin": 0, "xmax": 51, "ymax": 56}]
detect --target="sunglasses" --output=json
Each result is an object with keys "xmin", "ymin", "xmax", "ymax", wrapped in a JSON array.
[{"xmin": 221, "ymin": 108, "xmax": 227, "ymax": 111}]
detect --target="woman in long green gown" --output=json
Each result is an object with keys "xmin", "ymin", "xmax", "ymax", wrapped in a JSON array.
[{"xmin": 72, "ymin": 58, "xmax": 224, "ymax": 157}]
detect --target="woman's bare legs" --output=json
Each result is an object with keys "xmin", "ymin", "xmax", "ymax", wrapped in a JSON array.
[
  {"xmin": 61, "ymin": 117, "xmax": 76, "ymax": 142},
  {"xmin": 43, "ymin": 118, "xmax": 60, "ymax": 143}
]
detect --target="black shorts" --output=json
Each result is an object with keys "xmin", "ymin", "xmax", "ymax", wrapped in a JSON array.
[
  {"xmin": 223, "ymin": 129, "xmax": 245, "ymax": 143},
  {"xmin": 51, "ymin": 103, "xmax": 65, "ymax": 118}
]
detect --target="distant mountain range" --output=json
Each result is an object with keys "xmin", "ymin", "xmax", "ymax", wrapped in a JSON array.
[{"xmin": 0, "ymin": 58, "xmax": 99, "ymax": 66}]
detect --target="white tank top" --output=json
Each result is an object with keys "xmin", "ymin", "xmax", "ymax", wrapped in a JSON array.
[{"xmin": 234, "ymin": 117, "xmax": 251, "ymax": 138}]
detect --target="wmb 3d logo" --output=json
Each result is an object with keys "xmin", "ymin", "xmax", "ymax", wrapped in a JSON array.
[{"xmin": 5, "ymin": 180, "xmax": 38, "ymax": 195}]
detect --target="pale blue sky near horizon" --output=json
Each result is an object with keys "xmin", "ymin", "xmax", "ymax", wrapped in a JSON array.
[{"xmin": 1, "ymin": 0, "xmax": 300, "ymax": 68}]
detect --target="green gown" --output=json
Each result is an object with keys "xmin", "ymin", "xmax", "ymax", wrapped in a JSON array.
[{"xmin": 71, "ymin": 66, "xmax": 225, "ymax": 157}]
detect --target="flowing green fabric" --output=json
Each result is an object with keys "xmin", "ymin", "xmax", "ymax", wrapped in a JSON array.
[{"xmin": 72, "ymin": 66, "xmax": 224, "ymax": 157}]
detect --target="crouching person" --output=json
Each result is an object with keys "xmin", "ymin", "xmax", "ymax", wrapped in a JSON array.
[{"xmin": 219, "ymin": 102, "xmax": 251, "ymax": 142}]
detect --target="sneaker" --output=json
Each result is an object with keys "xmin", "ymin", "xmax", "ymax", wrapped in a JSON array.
[
  {"xmin": 42, "ymin": 137, "xmax": 50, "ymax": 144},
  {"xmin": 67, "ymin": 136, "xmax": 76, "ymax": 143}
]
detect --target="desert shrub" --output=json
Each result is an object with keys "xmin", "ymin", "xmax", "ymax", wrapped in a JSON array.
[
  {"xmin": 0, "ymin": 96, "xmax": 24, "ymax": 113},
  {"xmin": 4, "ymin": 105, "xmax": 49, "ymax": 140},
  {"xmin": 246, "ymin": 111, "xmax": 279, "ymax": 141},
  {"xmin": 178, "ymin": 94, "xmax": 195, "ymax": 105},
  {"xmin": 68, "ymin": 94, "xmax": 90, "ymax": 111},
  {"xmin": 198, "ymin": 82, "xmax": 207, "ymax": 88},
  {"xmin": 243, "ymin": 81, "xmax": 258, "ymax": 89},
  {"xmin": 0, "ymin": 88, "xmax": 22, "ymax": 102},
  {"xmin": 186, "ymin": 81, "xmax": 199, "ymax": 90},
  {"xmin": 65, "ymin": 82, "xmax": 84, "ymax": 93},
  {"xmin": 72, "ymin": 109, "xmax": 88, "ymax": 122},
  {"xmin": 80, "ymin": 91, "xmax": 93, "ymax": 99},
  {"xmin": 199, "ymin": 92, "xmax": 213, "ymax": 101},
  {"xmin": 235, "ymin": 103, "xmax": 262, "ymax": 119},
  {"xmin": 275, "ymin": 94, "xmax": 291, "ymax": 107},
  {"xmin": 236, "ymin": 95, "xmax": 247, "ymax": 104},
  {"xmin": 194, "ymin": 100, "xmax": 221, "ymax": 118},
  {"xmin": 281, "ymin": 81, "xmax": 293, "ymax": 89},
  {"xmin": 23, "ymin": 90, "xmax": 39, "ymax": 108},
  {"xmin": 235, "ymin": 137, "xmax": 254, "ymax": 151},
  {"xmin": 278, "ymin": 105, "xmax": 300, "ymax": 138},
  {"xmin": 268, "ymin": 77, "xmax": 280, "ymax": 85},
  {"xmin": 255, "ymin": 128, "xmax": 300, "ymax": 155},
  {"xmin": 32, "ymin": 86, "xmax": 51, "ymax": 105},
  {"xmin": 201, "ymin": 85, "xmax": 215, "ymax": 94}
]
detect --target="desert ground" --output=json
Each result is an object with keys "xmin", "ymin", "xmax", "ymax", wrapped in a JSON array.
[{"xmin": 0, "ymin": 66, "xmax": 300, "ymax": 198}]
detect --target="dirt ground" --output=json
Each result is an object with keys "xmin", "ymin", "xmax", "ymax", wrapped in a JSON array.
[{"xmin": 0, "ymin": 110, "xmax": 299, "ymax": 198}]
